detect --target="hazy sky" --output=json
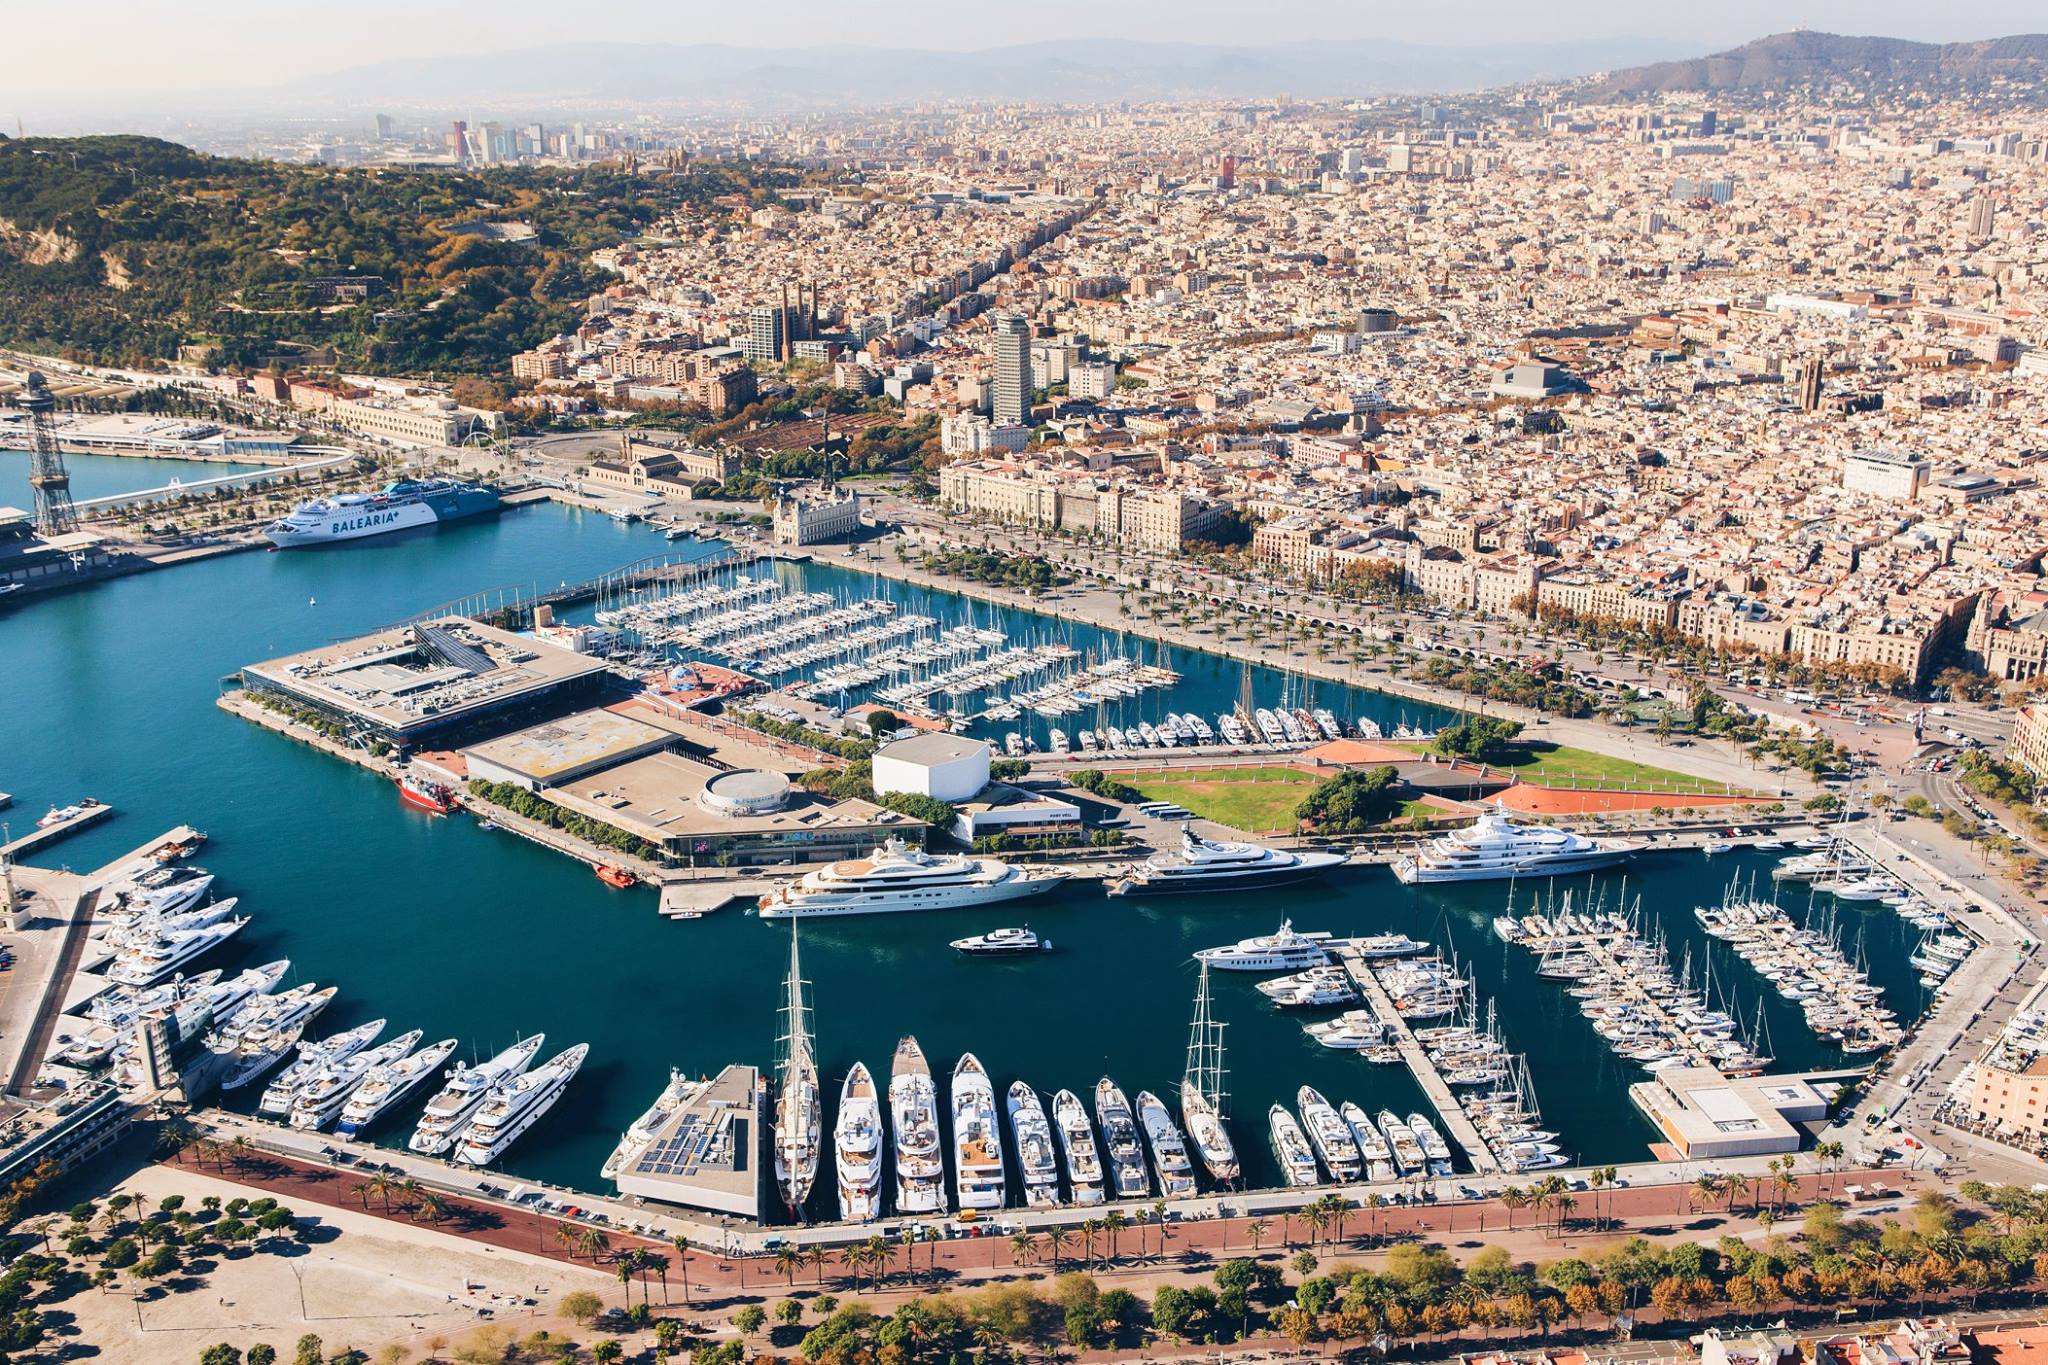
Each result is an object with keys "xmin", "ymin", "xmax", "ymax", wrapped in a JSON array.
[{"xmin": 10, "ymin": 0, "xmax": 2045, "ymax": 93}]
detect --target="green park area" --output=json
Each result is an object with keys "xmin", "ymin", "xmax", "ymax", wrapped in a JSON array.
[
  {"xmin": 1124, "ymin": 766, "xmax": 1320, "ymax": 833},
  {"xmin": 1396, "ymin": 740, "xmax": 1748, "ymax": 794}
]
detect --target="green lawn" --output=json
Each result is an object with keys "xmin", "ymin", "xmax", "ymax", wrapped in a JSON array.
[
  {"xmin": 1393, "ymin": 741, "xmax": 1748, "ymax": 793},
  {"xmin": 1123, "ymin": 766, "xmax": 1319, "ymax": 834}
]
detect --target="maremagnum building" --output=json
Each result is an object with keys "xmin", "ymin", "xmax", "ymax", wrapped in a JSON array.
[{"xmin": 240, "ymin": 617, "xmax": 612, "ymax": 750}]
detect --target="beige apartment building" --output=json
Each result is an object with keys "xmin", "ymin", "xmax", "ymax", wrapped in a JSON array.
[
  {"xmin": 1965, "ymin": 1049, "xmax": 2048, "ymax": 1144},
  {"xmin": 2011, "ymin": 705, "xmax": 2048, "ymax": 783},
  {"xmin": 331, "ymin": 396, "xmax": 504, "ymax": 448},
  {"xmin": 938, "ymin": 460, "xmax": 1220, "ymax": 552}
]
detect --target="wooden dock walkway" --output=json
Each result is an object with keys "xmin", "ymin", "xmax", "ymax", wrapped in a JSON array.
[
  {"xmin": 0, "ymin": 801, "xmax": 114, "ymax": 862},
  {"xmin": 1338, "ymin": 945, "xmax": 1499, "ymax": 1174}
]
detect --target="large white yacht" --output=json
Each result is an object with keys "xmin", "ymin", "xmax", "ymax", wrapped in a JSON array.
[
  {"xmin": 1136, "ymin": 1090, "xmax": 1198, "ymax": 1197},
  {"xmin": 286, "ymin": 1029, "xmax": 423, "ymax": 1130},
  {"xmin": 454, "ymin": 1043, "xmax": 589, "ymax": 1166},
  {"xmin": 889, "ymin": 1037, "xmax": 946, "ymax": 1215},
  {"xmin": 334, "ymin": 1037, "xmax": 459, "ymax": 1139},
  {"xmin": 758, "ymin": 837, "xmax": 1068, "ymax": 918},
  {"xmin": 1394, "ymin": 809, "xmax": 1637, "ymax": 884},
  {"xmin": 257, "ymin": 1018, "xmax": 387, "ymax": 1117},
  {"xmin": 1194, "ymin": 921, "xmax": 1335, "ymax": 972},
  {"xmin": 1094, "ymin": 1078, "xmax": 1151, "ymax": 1199},
  {"xmin": 408, "ymin": 1034, "xmax": 545, "ymax": 1156},
  {"xmin": 1108, "ymin": 827, "xmax": 1347, "ymax": 897},
  {"xmin": 835, "ymin": 1062, "xmax": 885, "ymax": 1222},
  {"xmin": 951, "ymin": 1054, "xmax": 1007, "ymax": 1210},
  {"xmin": 1007, "ymin": 1082, "xmax": 1061, "ymax": 1208},
  {"xmin": 1052, "ymin": 1089, "xmax": 1106, "ymax": 1205}
]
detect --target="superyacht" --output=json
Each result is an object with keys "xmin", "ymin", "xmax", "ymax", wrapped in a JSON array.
[
  {"xmin": 951, "ymin": 1053, "xmax": 1007, "ymax": 1210},
  {"xmin": 407, "ymin": 1034, "xmax": 546, "ymax": 1156},
  {"xmin": 758, "ymin": 837, "xmax": 1068, "ymax": 918},
  {"xmin": 108, "ymin": 918, "xmax": 250, "ymax": 987},
  {"xmin": 454, "ymin": 1042, "xmax": 589, "ymax": 1166},
  {"xmin": 1136, "ymin": 1090, "xmax": 1197, "ymax": 1198},
  {"xmin": 834, "ymin": 1062, "xmax": 885, "ymax": 1222},
  {"xmin": 772, "ymin": 922, "xmax": 822, "ymax": 1217},
  {"xmin": 1297, "ymin": 1087, "xmax": 1364, "ymax": 1182},
  {"xmin": 1268, "ymin": 1105, "xmax": 1321, "ymax": 1187},
  {"xmin": 1342, "ymin": 1102, "xmax": 1398, "ymax": 1182},
  {"xmin": 602, "ymin": 1070, "xmax": 708, "ymax": 1182},
  {"xmin": 889, "ymin": 1036, "xmax": 947, "ymax": 1215},
  {"xmin": 1094, "ymin": 1078, "xmax": 1151, "ymax": 1199},
  {"xmin": 1181, "ymin": 963, "xmax": 1240, "ymax": 1184},
  {"xmin": 287, "ymin": 1029, "xmax": 423, "ymax": 1130},
  {"xmin": 1393, "ymin": 809, "xmax": 1637, "ymax": 884},
  {"xmin": 1108, "ymin": 827, "xmax": 1347, "ymax": 897},
  {"xmin": 1006, "ymin": 1083, "xmax": 1061, "ymax": 1208},
  {"xmin": 332, "ymin": 1037, "xmax": 459, "ymax": 1139},
  {"xmin": 1195, "ymin": 921, "xmax": 1334, "ymax": 972},
  {"xmin": 214, "ymin": 986, "xmax": 337, "ymax": 1090},
  {"xmin": 102, "ymin": 897, "xmax": 241, "ymax": 950},
  {"xmin": 256, "ymin": 1018, "xmax": 386, "ymax": 1116},
  {"xmin": 1051, "ymin": 1089, "xmax": 1106, "ymax": 1205}
]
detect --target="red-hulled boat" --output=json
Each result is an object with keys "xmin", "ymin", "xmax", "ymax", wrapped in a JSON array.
[
  {"xmin": 397, "ymin": 773, "xmax": 456, "ymax": 815},
  {"xmin": 595, "ymin": 865, "xmax": 638, "ymax": 890}
]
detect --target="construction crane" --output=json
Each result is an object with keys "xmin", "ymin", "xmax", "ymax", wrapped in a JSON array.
[{"xmin": 21, "ymin": 372, "xmax": 78, "ymax": 536}]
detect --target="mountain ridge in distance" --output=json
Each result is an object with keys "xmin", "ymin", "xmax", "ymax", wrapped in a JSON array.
[
  {"xmin": 286, "ymin": 36, "xmax": 1702, "ymax": 107},
  {"xmin": 1588, "ymin": 29, "xmax": 2048, "ymax": 98}
]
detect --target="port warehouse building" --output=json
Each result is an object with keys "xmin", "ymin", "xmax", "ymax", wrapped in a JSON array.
[
  {"xmin": 459, "ymin": 707, "xmax": 913, "ymax": 866},
  {"xmin": 243, "ymin": 617, "xmax": 917, "ymax": 864}
]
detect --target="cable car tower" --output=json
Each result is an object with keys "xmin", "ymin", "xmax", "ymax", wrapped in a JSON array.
[{"xmin": 21, "ymin": 372, "xmax": 77, "ymax": 536}]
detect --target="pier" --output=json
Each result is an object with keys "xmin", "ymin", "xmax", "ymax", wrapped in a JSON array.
[
  {"xmin": 0, "ymin": 801, "xmax": 115, "ymax": 862},
  {"xmin": 1336, "ymin": 944, "xmax": 1500, "ymax": 1174}
]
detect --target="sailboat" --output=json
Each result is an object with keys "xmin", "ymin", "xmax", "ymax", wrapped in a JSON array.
[
  {"xmin": 1180, "ymin": 962, "xmax": 1240, "ymax": 1184},
  {"xmin": 772, "ymin": 920, "xmax": 821, "ymax": 1218}
]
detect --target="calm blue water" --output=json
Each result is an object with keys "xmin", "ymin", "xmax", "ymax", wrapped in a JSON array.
[
  {"xmin": 0, "ymin": 449, "xmax": 268, "ymax": 511},
  {"xmin": 0, "ymin": 504, "xmax": 1932, "ymax": 1209}
]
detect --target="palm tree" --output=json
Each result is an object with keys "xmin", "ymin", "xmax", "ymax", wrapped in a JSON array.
[
  {"xmin": 1363, "ymin": 1193, "xmax": 1385, "ymax": 1246},
  {"xmin": 643, "ymin": 1250, "xmax": 669, "ymax": 1303},
  {"xmin": 1045, "ymin": 1224, "xmax": 1071, "ymax": 1271},
  {"xmin": 805, "ymin": 1244, "xmax": 831, "ymax": 1286},
  {"xmin": 1302, "ymin": 1202, "xmax": 1330, "ymax": 1248},
  {"xmin": 349, "ymin": 1180, "xmax": 373, "ymax": 1212},
  {"xmin": 1103, "ymin": 1210, "xmax": 1127, "ymax": 1262},
  {"xmin": 1150, "ymin": 1199, "xmax": 1169, "ymax": 1259},
  {"xmin": 366, "ymin": 1171, "xmax": 396, "ymax": 1213},
  {"xmin": 1080, "ymin": 1217, "xmax": 1102, "ymax": 1268},
  {"xmin": 672, "ymin": 1233, "xmax": 693, "ymax": 1301},
  {"xmin": 555, "ymin": 1223, "xmax": 584, "ymax": 1258},
  {"xmin": 614, "ymin": 1252, "xmax": 639, "ymax": 1310},
  {"xmin": 1691, "ymin": 1173, "xmax": 1722, "ymax": 1214},
  {"xmin": 775, "ymin": 1245, "xmax": 802, "ymax": 1286},
  {"xmin": 1501, "ymin": 1185, "xmax": 1530, "ymax": 1232},
  {"xmin": 1009, "ymin": 1231, "xmax": 1037, "ymax": 1268}
]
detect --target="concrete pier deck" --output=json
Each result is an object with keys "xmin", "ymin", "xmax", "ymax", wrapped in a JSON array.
[
  {"xmin": 658, "ymin": 881, "xmax": 767, "ymax": 918},
  {"xmin": 1337, "ymin": 944, "xmax": 1500, "ymax": 1174},
  {"xmin": 0, "ymin": 801, "xmax": 115, "ymax": 861}
]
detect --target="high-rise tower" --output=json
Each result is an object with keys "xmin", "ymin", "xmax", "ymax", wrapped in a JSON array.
[
  {"xmin": 991, "ymin": 313, "xmax": 1033, "ymax": 427},
  {"xmin": 21, "ymin": 372, "xmax": 77, "ymax": 536}
]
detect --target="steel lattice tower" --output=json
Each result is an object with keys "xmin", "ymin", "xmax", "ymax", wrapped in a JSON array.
[{"xmin": 21, "ymin": 372, "xmax": 77, "ymax": 536}]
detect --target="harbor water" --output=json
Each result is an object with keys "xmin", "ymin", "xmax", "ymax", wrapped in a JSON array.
[
  {"xmin": 0, "ymin": 503, "xmax": 1933, "ymax": 1207},
  {"xmin": 1, "ymin": 449, "xmax": 271, "ymax": 511}
]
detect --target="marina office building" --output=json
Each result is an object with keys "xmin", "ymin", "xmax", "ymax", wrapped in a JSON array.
[
  {"xmin": 1627, "ymin": 1065, "xmax": 1826, "ymax": 1160},
  {"xmin": 240, "ymin": 617, "xmax": 613, "ymax": 750}
]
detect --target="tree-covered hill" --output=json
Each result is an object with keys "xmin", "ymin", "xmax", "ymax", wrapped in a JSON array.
[{"xmin": 0, "ymin": 134, "xmax": 786, "ymax": 375}]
